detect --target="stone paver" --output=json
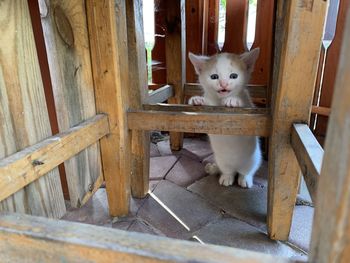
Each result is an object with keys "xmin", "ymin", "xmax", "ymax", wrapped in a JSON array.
[
  {"xmin": 128, "ymin": 218, "xmax": 164, "ymax": 236},
  {"xmin": 193, "ymin": 217, "xmax": 305, "ymax": 258},
  {"xmin": 150, "ymin": 156, "xmax": 179, "ymax": 180},
  {"xmin": 165, "ymin": 155, "xmax": 207, "ymax": 187},
  {"xmin": 183, "ymin": 138, "xmax": 212, "ymax": 160},
  {"xmin": 138, "ymin": 180, "xmax": 221, "ymax": 239},
  {"xmin": 188, "ymin": 174, "xmax": 267, "ymax": 230}
]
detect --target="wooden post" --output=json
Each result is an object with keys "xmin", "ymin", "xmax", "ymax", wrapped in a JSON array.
[
  {"xmin": 267, "ymin": 0, "xmax": 327, "ymax": 240},
  {"xmin": 39, "ymin": 0, "xmax": 103, "ymax": 207},
  {"xmin": 165, "ymin": 0, "xmax": 186, "ymax": 151},
  {"xmin": 0, "ymin": 0, "xmax": 65, "ymax": 218},
  {"xmin": 126, "ymin": 0, "xmax": 150, "ymax": 198},
  {"xmin": 86, "ymin": 0, "xmax": 131, "ymax": 216},
  {"xmin": 310, "ymin": 8, "xmax": 350, "ymax": 262}
]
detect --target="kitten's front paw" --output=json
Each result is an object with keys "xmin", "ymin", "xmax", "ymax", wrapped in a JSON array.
[
  {"xmin": 219, "ymin": 174, "xmax": 234, "ymax": 186},
  {"xmin": 189, "ymin": 96, "xmax": 205, "ymax": 106},
  {"xmin": 238, "ymin": 174, "xmax": 253, "ymax": 188},
  {"xmin": 223, "ymin": 97, "xmax": 243, "ymax": 107}
]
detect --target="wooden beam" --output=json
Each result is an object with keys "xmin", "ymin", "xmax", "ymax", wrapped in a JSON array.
[
  {"xmin": 267, "ymin": 0, "xmax": 327, "ymax": 240},
  {"xmin": 126, "ymin": 0, "xmax": 150, "ymax": 198},
  {"xmin": 311, "ymin": 106, "xmax": 331, "ymax": 117},
  {"xmin": 0, "ymin": 115, "xmax": 109, "ymax": 203},
  {"xmin": 166, "ymin": 0, "xmax": 186, "ymax": 151},
  {"xmin": 291, "ymin": 124, "xmax": 323, "ymax": 202},
  {"xmin": 149, "ymin": 85, "xmax": 174, "ymax": 104},
  {"xmin": 0, "ymin": 212, "xmax": 298, "ymax": 263},
  {"xmin": 128, "ymin": 110, "xmax": 270, "ymax": 137},
  {"xmin": 310, "ymin": 9, "xmax": 350, "ymax": 263},
  {"xmin": 184, "ymin": 83, "xmax": 267, "ymax": 98},
  {"xmin": 40, "ymin": 0, "xmax": 103, "ymax": 207},
  {"xmin": 0, "ymin": 0, "xmax": 65, "ymax": 218},
  {"xmin": 86, "ymin": 0, "xmax": 131, "ymax": 216}
]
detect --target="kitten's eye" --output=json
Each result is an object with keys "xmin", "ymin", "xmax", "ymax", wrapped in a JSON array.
[
  {"xmin": 230, "ymin": 73, "xmax": 238, "ymax": 79},
  {"xmin": 210, "ymin": 74, "xmax": 219, "ymax": 80}
]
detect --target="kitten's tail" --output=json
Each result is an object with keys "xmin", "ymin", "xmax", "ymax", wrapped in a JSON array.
[{"xmin": 205, "ymin": 163, "xmax": 220, "ymax": 175}]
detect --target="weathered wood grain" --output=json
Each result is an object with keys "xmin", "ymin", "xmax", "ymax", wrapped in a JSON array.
[
  {"xmin": 39, "ymin": 0, "xmax": 102, "ymax": 207},
  {"xmin": 166, "ymin": 0, "xmax": 186, "ymax": 151},
  {"xmin": 310, "ymin": 9, "xmax": 350, "ymax": 262},
  {"xmin": 126, "ymin": 0, "xmax": 150, "ymax": 198},
  {"xmin": 149, "ymin": 85, "xmax": 174, "ymax": 104},
  {"xmin": 0, "ymin": 212, "xmax": 298, "ymax": 263},
  {"xmin": 0, "ymin": 114, "xmax": 108, "ymax": 203},
  {"xmin": 291, "ymin": 124, "xmax": 323, "ymax": 202},
  {"xmin": 128, "ymin": 110, "xmax": 270, "ymax": 137},
  {"xmin": 86, "ymin": 0, "xmax": 131, "ymax": 216},
  {"xmin": 267, "ymin": 0, "xmax": 327, "ymax": 240},
  {"xmin": 0, "ymin": 0, "xmax": 65, "ymax": 218}
]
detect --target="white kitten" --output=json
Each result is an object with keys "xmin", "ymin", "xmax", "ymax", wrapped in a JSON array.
[{"xmin": 188, "ymin": 49, "xmax": 262, "ymax": 188}]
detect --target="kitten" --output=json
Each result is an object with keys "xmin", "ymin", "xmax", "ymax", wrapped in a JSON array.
[{"xmin": 188, "ymin": 48, "xmax": 262, "ymax": 188}]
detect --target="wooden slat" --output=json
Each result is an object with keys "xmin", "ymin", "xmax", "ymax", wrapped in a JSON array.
[
  {"xmin": 267, "ymin": 0, "xmax": 327, "ymax": 240},
  {"xmin": 128, "ymin": 110, "xmax": 270, "ymax": 137},
  {"xmin": 206, "ymin": 0, "xmax": 219, "ymax": 55},
  {"xmin": 310, "ymin": 9, "xmax": 350, "ymax": 262},
  {"xmin": 184, "ymin": 83, "xmax": 267, "ymax": 98},
  {"xmin": 86, "ymin": 0, "xmax": 131, "ymax": 216},
  {"xmin": 166, "ymin": 0, "xmax": 186, "ymax": 151},
  {"xmin": 311, "ymin": 106, "xmax": 331, "ymax": 117},
  {"xmin": 0, "ymin": 0, "xmax": 65, "ymax": 218},
  {"xmin": 0, "ymin": 212, "xmax": 297, "ymax": 263},
  {"xmin": 0, "ymin": 115, "xmax": 109, "ymax": 203},
  {"xmin": 126, "ymin": 0, "xmax": 150, "ymax": 198},
  {"xmin": 291, "ymin": 124, "xmax": 323, "ymax": 202},
  {"xmin": 149, "ymin": 85, "xmax": 174, "ymax": 104},
  {"xmin": 39, "ymin": 0, "xmax": 103, "ymax": 207}
]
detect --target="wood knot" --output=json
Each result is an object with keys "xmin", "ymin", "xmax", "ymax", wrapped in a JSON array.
[
  {"xmin": 32, "ymin": 160, "xmax": 44, "ymax": 166},
  {"xmin": 54, "ymin": 6, "xmax": 74, "ymax": 47}
]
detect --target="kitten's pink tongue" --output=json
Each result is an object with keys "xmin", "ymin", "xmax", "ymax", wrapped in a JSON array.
[{"xmin": 218, "ymin": 89, "xmax": 229, "ymax": 95}]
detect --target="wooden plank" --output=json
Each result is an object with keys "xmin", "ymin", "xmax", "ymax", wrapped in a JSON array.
[
  {"xmin": 267, "ymin": 0, "xmax": 327, "ymax": 240},
  {"xmin": 86, "ymin": 0, "xmax": 131, "ymax": 216},
  {"xmin": 0, "ymin": 115, "xmax": 109, "ymax": 203},
  {"xmin": 128, "ymin": 110, "xmax": 270, "ymax": 137},
  {"xmin": 144, "ymin": 104, "xmax": 268, "ymax": 114},
  {"xmin": 149, "ymin": 85, "xmax": 174, "ymax": 104},
  {"xmin": 309, "ymin": 9, "xmax": 350, "ymax": 262},
  {"xmin": 184, "ymin": 83, "xmax": 267, "ymax": 98},
  {"xmin": 39, "ymin": 0, "xmax": 103, "ymax": 207},
  {"xmin": 165, "ymin": 0, "xmax": 186, "ymax": 151},
  {"xmin": 0, "ymin": 212, "xmax": 297, "ymax": 263},
  {"xmin": 126, "ymin": 0, "xmax": 150, "ymax": 198},
  {"xmin": 311, "ymin": 106, "xmax": 331, "ymax": 117},
  {"xmin": 222, "ymin": 0, "xmax": 248, "ymax": 53},
  {"xmin": 206, "ymin": 0, "xmax": 219, "ymax": 55},
  {"xmin": 0, "ymin": 0, "xmax": 65, "ymax": 218},
  {"xmin": 291, "ymin": 124, "xmax": 323, "ymax": 202}
]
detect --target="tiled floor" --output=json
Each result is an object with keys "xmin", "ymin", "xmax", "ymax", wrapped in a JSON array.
[{"xmin": 63, "ymin": 136, "xmax": 313, "ymax": 260}]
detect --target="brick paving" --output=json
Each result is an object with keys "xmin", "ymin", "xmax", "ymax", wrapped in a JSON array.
[{"xmin": 63, "ymin": 137, "xmax": 313, "ymax": 259}]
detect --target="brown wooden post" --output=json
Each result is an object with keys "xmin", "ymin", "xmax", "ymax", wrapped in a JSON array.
[
  {"xmin": 166, "ymin": 0, "xmax": 186, "ymax": 151},
  {"xmin": 86, "ymin": 0, "xmax": 131, "ymax": 216},
  {"xmin": 126, "ymin": 0, "xmax": 150, "ymax": 198},
  {"xmin": 267, "ymin": 0, "xmax": 327, "ymax": 240},
  {"xmin": 309, "ymin": 7, "xmax": 350, "ymax": 262}
]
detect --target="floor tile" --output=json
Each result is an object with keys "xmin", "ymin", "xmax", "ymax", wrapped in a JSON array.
[{"xmin": 150, "ymin": 155, "xmax": 179, "ymax": 180}]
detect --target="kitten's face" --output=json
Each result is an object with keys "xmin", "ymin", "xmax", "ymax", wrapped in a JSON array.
[{"xmin": 189, "ymin": 49, "xmax": 260, "ymax": 98}]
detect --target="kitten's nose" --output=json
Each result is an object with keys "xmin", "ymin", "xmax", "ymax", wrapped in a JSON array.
[{"xmin": 219, "ymin": 80, "xmax": 228, "ymax": 89}]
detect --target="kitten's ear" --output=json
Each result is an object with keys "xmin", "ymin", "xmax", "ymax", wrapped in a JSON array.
[
  {"xmin": 189, "ymin": 52, "xmax": 208, "ymax": 74},
  {"xmin": 240, "ymin": 48, "xmax": 260, "ymax": 73}
]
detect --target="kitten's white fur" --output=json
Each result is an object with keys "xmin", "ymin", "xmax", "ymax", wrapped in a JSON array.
[{"xmin": 188, "ymin": 49, "xmax": 262, "ymax": 188}]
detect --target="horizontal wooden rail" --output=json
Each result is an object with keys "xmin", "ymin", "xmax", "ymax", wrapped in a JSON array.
[
  {"xmin": 184, "ymin": 83, "xmax": 267, "ymax": 98},
  {"xmin": 0, "ymin": 114, "xmax": 109, "ymax": 202},
  {"xmin": 291, "ymin": 123, "xmax": 324, "ymax": 202},
  {"xmin": 311, "ymin": 105, "xmax": 331, "ymax": 117},
  {"xmin": 128, "ymin": 108, "xmax": 271, "ymax": 137},
  {"xmin": 0, "ymin": 212, "xmax": 298, "ymax": 263},
  {"xmin": 149, "ymin": 85, "xmax": 174, "ymax": 104}
]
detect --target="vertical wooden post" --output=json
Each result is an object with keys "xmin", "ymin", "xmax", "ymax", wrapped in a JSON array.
[
  {"xmin": 126, "ymin": 0, "xmax": 150, "ymax": 198},
  {"xmin": 268, "ymin": 0, "xmax": 327, "ymax": 240},
  {"xmin": 86, "ymin": 0, "xmax": 131, "ymax": 216},
  {"xmin": 166, "ymin": 0, "xmax": 186, "ymax": 151},
  {"xmin": 310, "ymin": 8, "xmax": 350, "ymax": 263}
]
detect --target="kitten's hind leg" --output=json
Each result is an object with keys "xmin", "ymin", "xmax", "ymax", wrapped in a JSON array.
[
  {"xmin": 237, "ymin": 173, "xmax": 253, "ymax": 188},
  {"xmin": 205, "ymin": 162, "xmax": 220, "ymax": 175},
  {"xmin": 219, "ymin": 173, "xmax": 235, "ymax": 186}
]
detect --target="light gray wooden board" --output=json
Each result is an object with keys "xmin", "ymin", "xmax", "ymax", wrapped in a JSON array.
[
  {"xmin": 39, "ymin": 0, "xmax": 102, "ymax": 207},
  {"xmin": 0, "ymin": 0, "xmax": 65, "ymax": 218}
]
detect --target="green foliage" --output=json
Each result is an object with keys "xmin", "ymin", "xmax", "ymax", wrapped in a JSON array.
[{"xmin": 145, "ymin": 42, "xmax": 153, "ymax": 83}]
